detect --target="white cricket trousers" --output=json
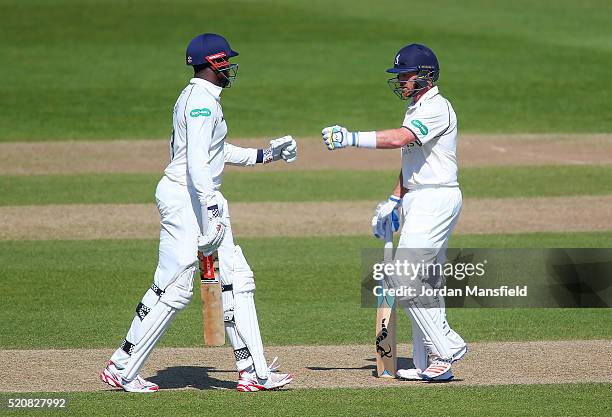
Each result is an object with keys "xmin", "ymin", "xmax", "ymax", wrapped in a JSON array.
[{"xmin": 398, "ymin": 186, "xmax": 466, "ymax": 368}]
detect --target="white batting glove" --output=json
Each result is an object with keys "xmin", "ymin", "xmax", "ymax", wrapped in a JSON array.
[
  {"xmin": 372, "ymin": 195, "xmax": 401, "ymax": 239},
  {"xmin": 263, "ymin": 135, "xmax": 297, "ymax": 164},
  {"xmin": 280, "ymin": 137, "xmax": 297, "ymax": 163},
  {"xmin": 198, "ymin": 195, "xmax": 227, "ymax": 255},
  {"xmin": 321, "ymin": 125, "xmax": 356, "ymax": 150}
]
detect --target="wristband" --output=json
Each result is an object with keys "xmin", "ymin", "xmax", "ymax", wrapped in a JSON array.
[
  {"xmin": 389, "ymin": 195, "xmax": 401, "ymax": 205},
  {"xmin": 355, "ymin": 131, "xmax": 377, "ymax": 149},
  {"xmin": 256, "ymin": 147, "xmax": 274, "ymax": 164},
  {"xmin": 207, "ymin": 204, "xmax": 220, "ymax": 218}
]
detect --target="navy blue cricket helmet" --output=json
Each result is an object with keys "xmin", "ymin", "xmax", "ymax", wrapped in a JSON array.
[
  {"xmin": 186, "ymin": 33, "xmax": 238, "ymax": 66},
  {"xmin": 186, "ymin": 33, "xmax": 239, "ymax": 87},
  {"xmin": 386, "ymin": 44, "xmax": 439, "ymax": 100}
]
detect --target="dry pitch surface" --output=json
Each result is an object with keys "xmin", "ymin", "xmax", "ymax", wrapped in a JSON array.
[
  {"xmin": 2, "ymin": 341, "xmax": 611, "ymax": 392},
  {"xmin": 1, "ymin": 196, "xmax": 611, "ymax": 240}
]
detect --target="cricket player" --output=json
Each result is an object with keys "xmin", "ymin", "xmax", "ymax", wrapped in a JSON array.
[
  {"xmin": 100, "ymin": 33, "xmax": 295, "ymax": 392},
  {"xmin": 322, "ymin": 44, "xmax": 467, "ymax": 381}
]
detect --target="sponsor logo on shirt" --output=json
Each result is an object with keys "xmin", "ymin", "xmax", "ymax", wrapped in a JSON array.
[
  {"xmin": 410, "ymin": 119, "xmax": 428, "ymax": 135},
  {"xmin": 190, "ymin": 108, "xmax": 212, "ymax": 117}
]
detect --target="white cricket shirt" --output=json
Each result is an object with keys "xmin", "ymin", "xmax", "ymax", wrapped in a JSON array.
[
  {"xmin": 164, "ymin": 78, "xmax": 227, "ymax": 207},
  {"xmin": 401, "ymin": 86, "xmax": 459, "ymax": 188}
]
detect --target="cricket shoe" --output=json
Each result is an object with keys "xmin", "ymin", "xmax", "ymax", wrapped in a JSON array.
[
  {"xmin": 99, "ymin": 361, "xmax": 159, "ymax": 393},
  {"xmin": 236, "ymin": 358, "xmax": 293, "ymax": 392},
  {"xmin": 396, "ymin": 368, "xmax": 424, "ymax": 380},
  {"xmin": 421, "ymin": 359, "xmax": 454, "ymax": 381}
]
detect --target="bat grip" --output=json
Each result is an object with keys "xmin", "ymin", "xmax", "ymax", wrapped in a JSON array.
[{"xmin": 383, "ymin": 220, "xmax": 394, "ymax": 260}]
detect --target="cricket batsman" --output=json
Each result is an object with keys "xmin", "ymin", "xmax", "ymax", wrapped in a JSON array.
[
  {"xmin": 322, "ymin": 44, "xmax": 468, "ymax": 381},
  {"xmin": 99, "ymin": 33, "xmax": 295, "ymax": 392}
]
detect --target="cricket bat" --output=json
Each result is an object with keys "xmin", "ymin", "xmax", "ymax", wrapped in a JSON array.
[
  {"xmin": 198, "ymin": 250, "xmax": 225, "ymax": 346},
  {"xmin": 375, "ymin": 222, "xmax": 397, "ymax": 377}
]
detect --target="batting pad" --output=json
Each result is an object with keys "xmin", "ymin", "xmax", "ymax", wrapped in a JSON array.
[
  {"xmin": 120, "ymin": 265, "xmax": 195, "ymax": 381},
  {"xmin": 223, "ymin": 284, "xmax": 253, "ymax": 371},
  {"xmin": 410, "ymin": 314, "xmax": 428, "ymax": 370},
  {"xmin": 231, "ymin": 246, "xmax": 268, "ymax": 379},
  {"xmin": 234, "ymin": 292, "xmax": 267, "ymax": 378},
  {"xmin": 122, "ymin": 302, "xmax": 177, "ymax": 381},
  {"xmin": 404, "ymin": 297, "xmax": 453, "ymax": 360}
]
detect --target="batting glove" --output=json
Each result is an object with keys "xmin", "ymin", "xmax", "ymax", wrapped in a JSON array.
[
  {"xmin": 263, "ymin": 135, "xmax": 297, "ymax": 164},
  {"xmin": 280, "ymin": 138, "xmax": 297, "ymax": 163},
  {"xmin": 321, "ymin": 125, "xmax": 356, "ymax": 150},
  {"xmin": 198, "ymin": 195, "xmax": 227, "ymax": 255},
  {"xmin": 372, "ymin": 195, "xmax": 401, "ymax": 239}
]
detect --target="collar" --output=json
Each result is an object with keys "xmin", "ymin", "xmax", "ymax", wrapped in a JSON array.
[
  {"xmin": 189, "ymin": 78, "xmax": 223, "ymax": 99},
  {"xmin": 408, "ymin": 86, "xmax": 439, "ymax": 108}
]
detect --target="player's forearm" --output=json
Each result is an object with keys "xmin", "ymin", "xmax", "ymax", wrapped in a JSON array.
[
  {"xmin": 324, "ymin": 126, "xmax": 417, "ymax": 150},
  {"xmin": 222, "ymin": 143, "xmax": 279, "ymax": 166},
  {"xmin": 375, "ymin": 128, "xmax": 417, "ymax": 149},
  {"xmin": 224, "ymin": 143, "xmax": 258, "ymax": 166},
  {"xmin": 186, "ymin": 144, "xmax": 215, "ymax": 207},
  {"xmin": 186, "ymin": 160, "xmax": 213, "ymax": 235}
]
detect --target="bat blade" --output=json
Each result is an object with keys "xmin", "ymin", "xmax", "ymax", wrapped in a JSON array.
[
  {"xmin": 375, "ymin": 223, "xmax": 397, "ymax": 378},
  {"xmin": 375, "ymin": 299, "xmax": 397, "ymax": 377},
  {"xmin": 198, "ymin": 250, "xmax": 225, "ymax": 346}
]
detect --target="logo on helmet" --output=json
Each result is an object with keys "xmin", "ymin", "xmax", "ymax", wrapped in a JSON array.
[
  {"xmin": 410, "ymin": 119, "xmax": 428, "ymax": 135},
  {"xmin": 190, "ymin": 108, "xmax": 212, "ymax": 117},
  {"xmin": 206, "ymin": 52, "xmax": 230, "ymax": 71}
]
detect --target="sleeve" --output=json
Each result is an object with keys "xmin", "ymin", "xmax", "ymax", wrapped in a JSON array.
[
  {"xmin": 185, "ymin": 98, "xmax": 216, "ymax": 208},
  {"xmin": 402, "ymin": 100, "xmax": 451, "ymax": 146},
  {"xmin": 224, "ymin": 142, "xmax": 259, "ymax": 167}
]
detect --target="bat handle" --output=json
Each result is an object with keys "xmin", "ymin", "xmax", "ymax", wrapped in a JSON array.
[{"xmin": 383, "ymin": 220, "xmax": 394, "ymax": 259}]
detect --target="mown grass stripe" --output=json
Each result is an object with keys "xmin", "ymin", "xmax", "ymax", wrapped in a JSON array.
[
  {"xmin": 1, "ymin": 165, "xmax": 611, "ymax": 206},
  {"xmin": 1, "ymin": 384, "xmax": 610, "ymax": 416}
]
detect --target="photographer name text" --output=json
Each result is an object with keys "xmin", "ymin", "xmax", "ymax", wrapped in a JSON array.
[{"xmin": 373, "ymin": 285, "xmax": 528, "ymax": 298}]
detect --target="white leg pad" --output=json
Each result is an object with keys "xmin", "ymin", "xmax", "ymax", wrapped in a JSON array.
[
  {"xmin": 438, "ymin": 296, "xmax": 466, "ymax": 355},
  {"xmin": 410, "ymin": 314, "xmax": 428, "ymax": 370},
  {"xmin": 405, "ymin": 296, "xmax": 453, "ymax": 360},
  {"xmin": 117, "ymin": 264, "xmax": 196, "ymax": 381},
  {"xmin": 222, "ymin": 284, "xmax": 253, "ymax": 371},
  {"xmin": 225, "ymin": 323, "xmax": 253, "ymax": 371},
  {"xmin": 231, "ymin": 246, "xmax": 268, "ymax": 379},
  {"xmin": 122, "ymin": 302, "xmax": 177, "ymax": 381}
]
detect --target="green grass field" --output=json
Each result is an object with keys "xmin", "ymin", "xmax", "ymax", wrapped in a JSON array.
[
  {"xmin": 1, "ymin": 0, "xmax": 612, "ymax": 140},
  {"xmin": 3, "ymin": 384, "xmax": 611, "ymax": 417},
  {"xmin": 1, "ymin": 165, "xmax": 611, "ymax": 205}
]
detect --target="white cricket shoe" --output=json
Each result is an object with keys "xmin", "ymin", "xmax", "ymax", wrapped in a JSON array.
[
  {"xmin": 396, "ymin": 368, "xmax": 424, "ymax": 380},
  {"xmin": 99, "ymin": 361, "xmax": 159, "ymax": 393},
  {"xmin": 421, "ymin": 359, "xmax": 453, "ymax": 381},
  {"xmin": 236, "ymin": 370, "xmax": 294, "ymax": 392},
  {"xmin": 236, "ymin": 358, "xmax": 293, "ymax": 392},
  {"xmin": 399, "ymin": 344, "xmax": 466, "ymax": 382}
]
